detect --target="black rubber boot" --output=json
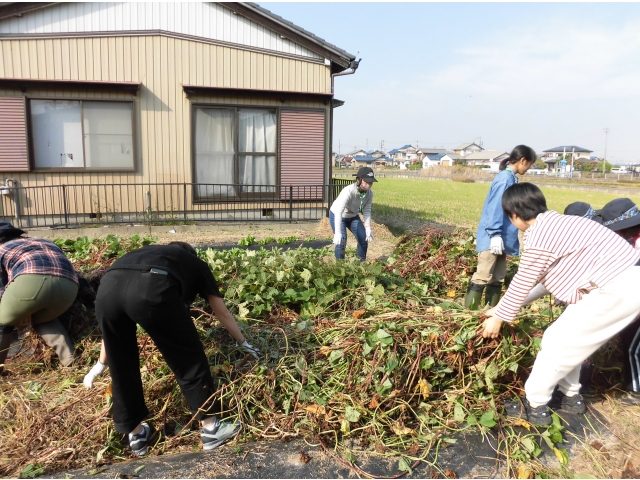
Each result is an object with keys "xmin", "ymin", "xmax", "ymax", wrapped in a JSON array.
[
  {"xmin": 484, "ymin": 283, "xmax": 503, "ymax": 307},
  {"xmin": 465, "ymin": 282, "xmax": 485, "ymax": 310},
  {"xmin": 0, "ymin": 325, "xmax": 16, "ymax": 374}
]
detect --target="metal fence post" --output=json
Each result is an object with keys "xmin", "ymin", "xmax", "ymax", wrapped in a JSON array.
[
  {"xmin": 289, "ymin": 185, "xmax": 293, "ymax": 222},
  {"xmin": 61, "ymin": 184, "xmax": 69, "ymax": 226},
  {"xmin": 183, "ymin": 183, "xmax": 187, "ymax": 222}
]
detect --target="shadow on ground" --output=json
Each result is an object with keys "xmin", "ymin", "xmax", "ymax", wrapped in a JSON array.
[{"xmin": 53, "ymin": 409, "xmax": 606, "ymax": 479}]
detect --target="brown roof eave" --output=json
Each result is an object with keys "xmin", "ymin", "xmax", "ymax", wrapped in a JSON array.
[
  {"xmin": 0, "ymin": 2, "xmax": 56, "ymax": 20},
  {"xmin": 183, "ymin": 85, "xmax": 333, "ymax": 104},
  {"xmin": 0, "ymin": 78, "xmax": 141, "ymax": 94}
]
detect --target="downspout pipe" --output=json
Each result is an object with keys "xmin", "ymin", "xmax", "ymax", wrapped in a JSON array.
[{"xmin": 328, "ymin": 59, "xmax": 361, "ymax": 214}]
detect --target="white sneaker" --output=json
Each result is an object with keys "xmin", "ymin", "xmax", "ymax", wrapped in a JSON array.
[{"xmin": 201, "ymin": 419, "xmax": 241, "ymax": 451}]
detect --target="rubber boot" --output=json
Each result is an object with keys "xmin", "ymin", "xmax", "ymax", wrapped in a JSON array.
[
  {"xmin": 484, "ymin": 284, "xmax": 503, "ymax": 307},
  {"xmin": 465, "ymin": 282, "xmax": 485, "ymax": 310},
  {"xmin": 32, "ymin": 319, "xmax": 75, "ymax": 366},
  {"xmin": 0, "ymin": 325, "xmax": 16, "ymax": 373}
]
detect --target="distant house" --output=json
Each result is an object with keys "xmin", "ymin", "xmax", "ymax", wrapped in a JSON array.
[
  {"xmin": 465, "ymin": 150, "xmax": 509, "ymax": 167},
  {"xmin": 542, "ymin": 146, "xmax": 593, "ymax": 160},
  {"xmin": 345, "ymin": 149, "xmax": 368, "ymax": 158},
  {"xmin": 422, "ymin": 153, "xmax": 445, "ymax": 169},
  {"xmin": 388, "ymin": 145, "xmax": 420, "ymax": 165},
  {"xmin": 440, "ymin": 153, "xmax": 461, "ymax": 167},
  {"xmin": 366, "ymin": 149, "xmax": 386, "ymax": 158},
  {"xmin": 418, "ymin": 148, "xmax": 447, "ymax": 160},
  {"xmin": 352, "ymin": 156, "xmax": 386, "ymax": 168},
  {"xmin": 453, "ymin": 142, "xmax": 484, "ymax": 157}
]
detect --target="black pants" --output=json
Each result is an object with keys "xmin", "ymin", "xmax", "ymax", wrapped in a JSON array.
[
  {"xmin": 620, "ymin": 314, "xmax": 640, "ymax": 393},
  {"xmin": 96, "ymin": 269, "xmax": 219, "ymax": 434}
]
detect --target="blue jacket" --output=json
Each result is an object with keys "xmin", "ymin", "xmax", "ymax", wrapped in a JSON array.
[{"xmin": 475, "ymin": 168, "xmax": 520, "ymax": 256}]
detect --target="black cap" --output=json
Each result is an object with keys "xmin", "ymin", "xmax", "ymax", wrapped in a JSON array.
[
  {"xmin": 353, "ymin": 166, "xmax": 377, "ymax": 183},
  {"xmin": 563, "ymin": 202, "xmax": 603, "ymax": 224},
  {"xmin": 0, "ymin": 222, "xmax": 26, "ymax": 236},
  {"xmin": 601, "ymin": 198, "xmax": 640, "ymax": 231}
]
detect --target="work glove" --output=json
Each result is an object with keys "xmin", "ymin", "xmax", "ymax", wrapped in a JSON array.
[
  {"xmin": 238, "ymin": 339, "xmax": 260, "ymax": 359},
  {"xmin": 366, "ymin": 228, "xmax": 374, "ymax": 242},
  {"xmin": 490, "ymin": 236, "xmax": 504, "ymax": 255},
  {"xmin": 332, "ymin": 232, "xmax": 343, "ymax": 245}
]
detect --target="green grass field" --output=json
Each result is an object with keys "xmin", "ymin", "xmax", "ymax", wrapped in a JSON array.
[{"xmin": 372, "ymin": 178, "xmax": 640, "ymax": 234}]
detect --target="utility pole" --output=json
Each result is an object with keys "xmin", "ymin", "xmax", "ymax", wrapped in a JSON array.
[
  {"xmin": 338, "ymin": 139, "xmax": 341, "ymax": 155},
  {"xmin": 603, "ymin": 128, "xmax": 609, "ymax": 175},
  {"xmin": 380, "ymin": 140, "xmax": 384, "ymax": 152},
  {"xmin": 571, "ymin": 147, "xmax": 575, "ymax": 179}
]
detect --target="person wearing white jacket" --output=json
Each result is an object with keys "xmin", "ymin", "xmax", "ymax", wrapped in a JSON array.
[{"xmin": 329, "ymin": 167, "xmax": 376, "ymax": 261}]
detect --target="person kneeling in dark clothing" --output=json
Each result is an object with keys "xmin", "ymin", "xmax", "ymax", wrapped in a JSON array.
[{"xmin": 95, "ymin": 241, "xmax": 259, "ymax": 456}]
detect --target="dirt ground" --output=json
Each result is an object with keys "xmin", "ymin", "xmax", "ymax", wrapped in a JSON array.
[{"xmin": 80, "ymin": 219, "xmax": 401, "ymax": 261}]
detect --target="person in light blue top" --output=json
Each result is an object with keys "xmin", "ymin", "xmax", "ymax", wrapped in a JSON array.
[{"xmin": 465, "ymin": 145, "xmax": 537, "ymax": 310}]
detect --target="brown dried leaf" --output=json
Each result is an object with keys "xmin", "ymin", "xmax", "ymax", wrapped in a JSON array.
[
  {"xmin": 299, "ymin": 450, "xmax": 310, "ymax": 464},
  {"xmin": 352, "ymin": 309, "xmax": 366, "ymax": 319},
  {"xmin": 391, "ymin": 421, "xmax": 415, "ymax": 436},
  {"xmin": 445, "ymin": 469, "xmax": 457, "ymax": 479},
  {"xmin": 407, "ymin": 442, "xmax": 420, "ymax": 456},
  {"xmin": 305, "ymin": 404, "xmax": 326, "ymax": 415},
  {"xmin": 368, "ymin": 397, "xmax": 380, "ymax": 409},
  {"xmin": 375, "ymin": 442, "xmax": 387, "ymax": 454}
]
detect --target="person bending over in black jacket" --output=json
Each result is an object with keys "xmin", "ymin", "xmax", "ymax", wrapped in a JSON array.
[{"xmin": 95, "ymin": 241, "xmax": 259, "ymax": 456}]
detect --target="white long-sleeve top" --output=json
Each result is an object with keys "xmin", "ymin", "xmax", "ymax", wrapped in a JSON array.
[
  {"xmin": 330, "ymin": 183, "xmax": 373, "ymax": 232},
  {"xmin": 495, "ymin": 210, "xmax": 640, "ymax": 323}
]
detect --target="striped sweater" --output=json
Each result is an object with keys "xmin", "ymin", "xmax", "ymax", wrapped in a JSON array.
[{"xmin": 495, "ymin": 210, "xmax": 640, "ymax": 323}]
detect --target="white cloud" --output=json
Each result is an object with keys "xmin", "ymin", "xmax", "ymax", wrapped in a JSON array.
[{"xmin": 420, "ymin": 20, "xmax": 640, "ymax": 103}]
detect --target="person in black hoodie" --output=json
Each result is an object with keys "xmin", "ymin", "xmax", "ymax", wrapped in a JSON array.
[{"xmin": 94, "ymin": 242, "xmax": 259, "ymax": 456}]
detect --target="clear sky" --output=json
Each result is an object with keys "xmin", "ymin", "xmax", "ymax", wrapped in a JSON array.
[{"xmin": 261, "ymin": 2, "xmax": 640, "ymax": 163}]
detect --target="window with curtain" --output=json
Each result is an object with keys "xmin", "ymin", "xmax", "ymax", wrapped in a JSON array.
[
  {"xmin": 193, "ymin": 106, "xmax": 277, "ymax": 199},
  {"xmin": 30, "ymin": 99, "xmax": 134, "ymax": 170}
]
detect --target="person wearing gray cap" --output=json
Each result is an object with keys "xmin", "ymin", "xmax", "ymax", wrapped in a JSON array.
[
  {"xmin": 329, "ymin": 166, "xmax": 377, "ymax": 261},
  {"xmin": 601, "ymin": 198, "xmax": 640, "ymax": 406}
]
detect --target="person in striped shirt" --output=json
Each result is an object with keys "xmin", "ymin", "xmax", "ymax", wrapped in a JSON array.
[{"xmin": 481, "ymin": 183, "xmax": 640, "ymax": 426}]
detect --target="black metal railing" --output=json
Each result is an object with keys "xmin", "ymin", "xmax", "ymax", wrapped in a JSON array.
[{"xmin": 0, "ymin": 182, "xmax": 349, "ymax": 229}]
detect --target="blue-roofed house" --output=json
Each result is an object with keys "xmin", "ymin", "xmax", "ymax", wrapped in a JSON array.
[
  {"xmin": 388, "ymin": 144, "xmax": 419, "ymax": 166},
  {"xmin": 422, "ymin": 153, "xmax": 445, "ymax": 169}
]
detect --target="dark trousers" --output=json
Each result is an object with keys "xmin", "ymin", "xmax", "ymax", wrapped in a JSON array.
[
  {"xmin": 96, "ymin": 269, "xmax": 219, "ymax": 434},
  {"xmin": 620, "ymin": 314, "xmax": 640, "ymax": 393}
]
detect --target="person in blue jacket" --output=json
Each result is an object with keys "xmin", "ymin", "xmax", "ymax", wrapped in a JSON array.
[{"xmin": 465, "ymin": 145, "xmax": 537, "ymax": 309}]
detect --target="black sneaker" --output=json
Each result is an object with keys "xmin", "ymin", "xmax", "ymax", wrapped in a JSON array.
[
  {"xmin": 504, "ymin": 397, "xmax": 552, "ymax": 426},
  {"xmin": 549, "ymin": 390, "xmax": 586, "ymax": 414},
  {"xmin": 128, "ymin": 421, "xmax": 152, "ymax": 456},
  {"xmin": 201, "ymin": 419, "xmax": 241, "ymax": 451}
]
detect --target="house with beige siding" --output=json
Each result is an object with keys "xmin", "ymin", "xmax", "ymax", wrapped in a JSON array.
[{"xmin": 0, "ymin": 2, "xmax": 357, "ymax": 227}]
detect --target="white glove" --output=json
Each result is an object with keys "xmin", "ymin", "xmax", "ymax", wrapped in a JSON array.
[
  {"xmin": 490, "ymin": 236, "xmax": 504, "ymax": 255},
  {"xmin": 333, "ymin": 232, "xmax": 343, "ymax": 245},
  {"xmin": 366, "ymin": 229, "xmax": 374, "ymax": 242},
  {"xmin": 83, "ymin": 361, "xmax": 107, "ymax": 388},
  {"xmin": 238, "ymin": 339, "xmax": 260, "ymax": 359}
]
